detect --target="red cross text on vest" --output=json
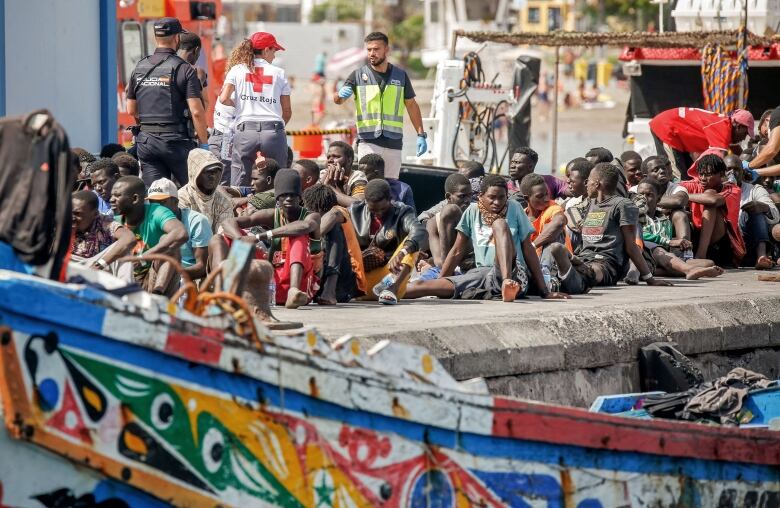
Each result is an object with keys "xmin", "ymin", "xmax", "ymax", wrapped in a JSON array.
[{"xmin": 246, "ymin": 67, "xmax": 274, "ymax": 93}]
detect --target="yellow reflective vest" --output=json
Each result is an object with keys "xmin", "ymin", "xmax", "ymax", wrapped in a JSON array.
[{"xmin": 354, "ymin": 65, "xmax": 406, "ymax": 140}]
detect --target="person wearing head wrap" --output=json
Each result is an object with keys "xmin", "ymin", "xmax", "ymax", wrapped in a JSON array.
[
  {"xmin": 218, "ymin": 169, "xmax": 323, "ymax": 309},
  {"xmin": 178, "ymin": 148, "xmax": 235, "ymax": 233}
]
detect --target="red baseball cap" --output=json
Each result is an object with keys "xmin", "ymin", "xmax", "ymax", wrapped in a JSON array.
[
  {"xmin": 730, "ymin": 109, "xmax": 755, "ymax": 138},
  {"xmin": 250, "ymin": 32, "xmax": 285, "ymax": 51}
]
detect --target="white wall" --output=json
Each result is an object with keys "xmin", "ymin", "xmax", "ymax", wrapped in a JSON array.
[{"xmin": 5, "ymin": 0, "xmax": 102, "ymax": 151}]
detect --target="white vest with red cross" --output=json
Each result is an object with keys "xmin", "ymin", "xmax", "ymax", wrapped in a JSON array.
[{"xmin": 226, "ymin": 57, "xmax": 291, "ymax": 125}]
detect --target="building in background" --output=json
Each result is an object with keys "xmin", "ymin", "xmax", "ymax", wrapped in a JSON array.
[{"xmin": 519, "ymin": 0, "xmax": 576, "ymax": 33}]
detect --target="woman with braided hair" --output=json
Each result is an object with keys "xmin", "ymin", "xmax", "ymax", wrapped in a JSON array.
[{"xmin": 405, "ymin": 174, "xmax": 569, "ymax": 302}]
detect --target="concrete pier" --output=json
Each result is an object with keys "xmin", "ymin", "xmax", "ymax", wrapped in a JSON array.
[{"xmin": 274, "ymin": 270, "xmax": 780, "ymax": 406}]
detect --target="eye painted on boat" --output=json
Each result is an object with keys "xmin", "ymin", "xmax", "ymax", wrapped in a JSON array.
[
  {"xmin": 202, "ymin": 427, "xmax": 225, "ymax": 473},
  {"xmin": 151, "ymin": 393, "xmax": 175, "ymax": 431}
]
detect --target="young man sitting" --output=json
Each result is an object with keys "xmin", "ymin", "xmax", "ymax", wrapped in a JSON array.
[
  {"xmin": 520, "ymin": 173, "xmax": 568, "ymax": 256},
  {"xmin": 321, "ymin": 141, "xmax": 367, "ymax": 207},
  {"xmin": 178, "ymin": 148, "xmax": 234, "ymax": 234},
  {"xmin": 359, "ymin": 153, "xmax": 416, "ymax": 212},
  {"xmin": 292, "ymin": 158, "xmax": 321, "ymax": 192},
  {"xmin": 620, "ymin": 151, "xmax": 644, "ymax": 187},
  {"xmin": 507, "ymin": 147, "xmax": 568, "ymax": 203},
  {"xmin": 636, "ymin": 178, "xmax": 723, "ymax": 280},
  {"xmin": 633, "ymin": 155, "xmax": 691, "ymax": 244},
  {"xmin": 350, "ymin": 179, "xmax": 427, "ymax": 304},
  {"xmin": 303, "ymin": 183, "xmax": 364, "ymax": 304},
  {"xmin": 110, "ymin": 176, "xmax": 188, "ymax": 296},
  {"xmin": 71, "ymin": 190, "xmax": 135, "ymax": 269},
  {"xmin": 458, "ymin": 160, "xmax": 486, "ymax": 201},
  {"xmin": 405, "ymin": 175, "xmax": 569, "ymax": 302},
  {"xmin": 223, "ymin": 157, "xmax": 281, "ymax": 215},
  {"xmin": 216, "ymin": 169, "xmax": 322, "ymax": 309},
  {"xmin": 680, "ymin": 154, "xmax": 745, "ymax": 267},
  {"xmin": 542, "ymin": 164, "xmax": 671, "ymax": 293},
  {"xmin": 112, "ymin": 152, "xmax": 140, "ymax": 177},
  {"xmin": 88, "ymin": 158, "xmax": 121, "ymax": 217},
  {"xmin": 724, "ymin": 154, "xmax": 779, "ymax": 269},
  {"xmin": 147, "ymin": 178, "xmax": 213, "ymax": 281},
  {"xmin": 563, "ymin": 159, "xmax": 594, "ymax": 251}
]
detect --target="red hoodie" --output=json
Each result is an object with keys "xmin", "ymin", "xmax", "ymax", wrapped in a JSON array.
[{"xmin": 680, "ymin": 179, "xmax": 745, "ymax": 264}]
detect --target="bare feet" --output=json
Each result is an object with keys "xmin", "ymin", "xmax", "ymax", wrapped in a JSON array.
[
  {"xmin": 285, "ymin": 288, "xmax": 310, "ymax": 309},
  {"xmin": 685, "ymin": 266, "xmax": 724, "ymax": 280},
  {"xmin": 501, "ymin": 279, "xmax": 521, "ymax": 302},
  {"xmin": 755, "ymin": 255, "xmax": 774, "ymax": 270}
]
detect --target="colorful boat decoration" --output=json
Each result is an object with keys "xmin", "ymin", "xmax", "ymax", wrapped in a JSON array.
[{"xmin": 0, "ymin": 269, "xmax": 778, "ymax": 507}]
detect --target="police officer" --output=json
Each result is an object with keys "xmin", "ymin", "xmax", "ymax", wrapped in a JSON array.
[
  {"xmin": 127, "ymin": 17, "xmax": 209, "ymax": 187},
  {"xmin": 333, "ymin": 31, "xmax": 427, "ymax": 181},
  {"xmin": 219, "ymin": 32, "xmax": 292, "ymax": 187}
]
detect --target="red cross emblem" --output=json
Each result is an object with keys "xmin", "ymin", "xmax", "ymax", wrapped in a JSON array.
[{"xmin": 246, "ymin": 66, "xmax": 274, "ymax": 92}]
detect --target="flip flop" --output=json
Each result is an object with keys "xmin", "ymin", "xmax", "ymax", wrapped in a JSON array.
[
  {"xmin": 755, "ymin": 255, "xmax": 774, "ymax": 270},
  {"xmin": 378, "ymin": 289, "xmax": 398, "ymax": 305}
]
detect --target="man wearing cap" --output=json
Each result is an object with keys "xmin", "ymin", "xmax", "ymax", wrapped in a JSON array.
[
  {"xmin": 219, "ymin": 32, "xmax": 292, "ymax": 187},
  {"xmin": 148, "ymin": 178, "xmax": 213, "ymax": 280},
  {"xmin": 333, "ymin": 31, "xmax": 427, "ymax": 181},
  {"xmin": 127, "ymin": 17, "xmax": 209, "ymax": 187},
  {"xmin": 649, "ymin": 107, "xmax": 754, "ymax": 180},
  {"xmin": 218, "ymin": 169, "xmax": 322, "ymax": 309}
]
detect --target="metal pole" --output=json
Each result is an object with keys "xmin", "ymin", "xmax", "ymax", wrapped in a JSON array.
[
  {"xmin": 659, "ymin": 2, "xmax": 664, "ymax": 34},
  {"xmin": 551, "ymin": 46, "xmax": 560, "ymax": 173},
  {"xmin": 739, "ymin": 0, "xmax": 748, "ymax": 107}
]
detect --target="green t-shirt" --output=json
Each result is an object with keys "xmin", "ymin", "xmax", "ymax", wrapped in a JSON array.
[
  {"xmin": 116, "ymin": 203, "xmax": 177, "ymax": 255},
  {"xmin": 456, "ymin": 200, "xmax": 533, "ymax": 271},
  {"xmin": 642, "ymin": 213, "xmax": 673, "ymax": 249}
]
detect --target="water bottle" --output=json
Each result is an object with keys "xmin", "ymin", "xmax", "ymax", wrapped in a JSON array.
[
  {"xmin": 541, "ymin": 265, "xmax": 552, "ymax": 292},
  {"xmin": 220, "ymin": 128, "xmax": 234, "ymax": 160},
  {"xmin": 683, "ymin": 249, "xmax": 694, "ymax": 262},
  {"xmin": 268, "ymin": 280, "xmax": 276, "ymax": 307}
]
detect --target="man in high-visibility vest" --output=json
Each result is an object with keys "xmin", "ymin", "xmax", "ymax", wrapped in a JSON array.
[{"xmin": 333, "ymin": 32, "xmax": 427, "ymax": 183}]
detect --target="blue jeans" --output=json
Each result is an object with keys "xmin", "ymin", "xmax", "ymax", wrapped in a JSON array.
[{"xmin": 741, "ymin": 213, "xmax": 771, "ymax": 266}]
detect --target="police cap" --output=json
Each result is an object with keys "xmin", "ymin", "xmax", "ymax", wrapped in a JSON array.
[{"xmin": 154, "ymin": 17, "xmax": 185, "ymax": 37}]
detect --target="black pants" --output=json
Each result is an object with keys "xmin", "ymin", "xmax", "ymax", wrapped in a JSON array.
[
  {"xmin": 137, "ymin": 131, "xmax": 196, "ymax": 187},
  {"xmin": 318, "ymin": 226, "xmax": 357, "ymax": 302}
]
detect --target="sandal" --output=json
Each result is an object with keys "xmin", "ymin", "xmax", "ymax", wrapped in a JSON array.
[
  {"xmin": 755, "ymin": 255, "xmax": 774, "ymax": 270},
  {"xmin": 378, "ymin": 289, "xmax": 398, "ymax": 305}
]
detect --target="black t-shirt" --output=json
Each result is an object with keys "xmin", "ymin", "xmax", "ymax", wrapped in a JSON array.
[
  {"xmin": 127, "ymin": 48, "xmax": 202, "ymax": 101},
  {"xmin": 344, "ymin": 63, "xmax": 415, "ymax": 149},
  {"xmin": 769, "ymin": 106, "xmax": 780, "ymax": 133}
]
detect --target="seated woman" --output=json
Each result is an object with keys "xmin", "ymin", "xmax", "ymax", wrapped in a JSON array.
[
  {"xmin": 303, "ymin": 183, "xmax": 365, "ymax": 304},
  {"xmin": 215, "ymin": 169, "xmax": 322, "ymax": 309},
  {"xmin": 636, "ymin": 178, "xmax": 723, "ymax": 280},
  {"xmin": 349, "ymin": 179, "xmax": 427, "ymax": 304}
]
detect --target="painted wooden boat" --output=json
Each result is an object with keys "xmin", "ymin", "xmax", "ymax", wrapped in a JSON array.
[{"xmin": 0, "ymin": 269, "xmax": 778, "ymax": 507}]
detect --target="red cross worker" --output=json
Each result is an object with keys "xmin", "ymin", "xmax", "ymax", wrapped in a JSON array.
[{"xmin": 219, "ymin": 32, "xmax": 292, "ymax": 186}]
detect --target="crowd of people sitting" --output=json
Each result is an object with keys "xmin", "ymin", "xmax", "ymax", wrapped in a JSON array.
[{"xmin": 70, "ymin": 134, "xmax": 780, "ymax": 326}]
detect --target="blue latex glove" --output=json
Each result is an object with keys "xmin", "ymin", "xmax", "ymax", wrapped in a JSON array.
[
  {"xmin": 416, "ymin": 135, "xmax": 428, "ymax": 157},
  {"xmin": 200, "ymin": 143, "xmax": 210, "ymax": 151},
  {"xmin": 742, "ymin": 160, "xmax": 760, "ymax": 183},
  {"xmin": 338, "ymin": 86, "xmax": 354, "ymax": 99}
]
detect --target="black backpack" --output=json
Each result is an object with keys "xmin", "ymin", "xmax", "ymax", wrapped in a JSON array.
[
  {"xmin": 639, "ymin": 341, "xmax": 704, "ymax": 393},
  {"xmin": 0, "ymin": 110, "xmax": 75, "ymax": 279}
]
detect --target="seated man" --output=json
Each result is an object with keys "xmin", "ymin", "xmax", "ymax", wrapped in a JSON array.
[
  {"xmin": 418, "ymin": 173, "xmax": 473, "ymax": 274},
  {"xmin": 216, "ymin": 169, "xmax": 321, "ymax": 309},
  {"xmin": 303, "ymin": 183, "xmax": 364, "ymax": 304},
  {"xmin": 360, "ymin": 153, "xmax": 416, "ymax": 212},
  {"xmin": 636, "ymin": 178, "xmax": 723, "ymax": 280},
  {"xmin": 405, "ymin": 174, "xmax": 568, "ymax": 302},
  {"xmin": 507, "ymin": 147, "xmax": 568, "ymax": 204},
  {"xmin": 222, "ymin": 157, "xmax": 280, "ymax": 215},
  {"xmin": 723, "ymin": 154, "xmax": 779, "ymax": 269},
  {"xmin": 321, "ymin": 141, "xmax": 367, "ymax": 207},
  {"xmin": 586, "ymin": 147, "xmax": 629, "ymax": 197},
  {"xmin": 620, "ymin": 150, "xmax": 644, "ymax": 188},
  {"xmin": 681, "ymin": 154, "xmax": 745, "ymax": 267},
  {"xmin": 292, "ymin": 158, "xmax": 321, "ymax": 192},
  {"xmin": 178, "ymin": 148, "xmax": 234, "ymax": 234},
  {"xmin": 87, "ymin": 158, "xmax": 120, "ymax": 217},
  {"xmin": 110, "ymin": 176, "xmax": 188, "ymax": 296},
  {"xmin": 147, "ymin": 178, "xmax": 213, "ymax": 281},
  {"xmin": 542, "ymin": 164, "xmax": 670, "ymax": 293},
  {"xmin": 112, "ymin": 152, "xmax": 140, "ymax": 177},
  {"xmin": 520, "ymin": 173, "xmax": 567, "ymax": 255},
  {"xmin": 71, "ymin": 190, "xmax": 135, "ymax": 268},
  {"xmin": 350, "ymin": 179, "xmax": 427, "ymax": 304},
  {"xmin": 458, "ymin": 160, "xmax": 485, "ymax": 201},
  {"xmin": 633, "ymin": 155, "xmax": 691, "ymax": 245},
  {"xmin": 563, "ymin": 159, "xmax": 594, "ymax": 251}
]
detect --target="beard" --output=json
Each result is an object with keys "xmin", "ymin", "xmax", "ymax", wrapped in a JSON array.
[{"xmin": 370, "ymin": 56, "xmax": 386, "ymax": 66}]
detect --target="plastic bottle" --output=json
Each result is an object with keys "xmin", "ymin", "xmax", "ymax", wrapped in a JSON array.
[
  {"xmin": 541, "ymin": 265, "xmax": 552, "ymax": 292},
  {"xmin": 683, "ymin": 249, "xmax": 694, "ymax": 262},
  {"xmin": 268, "ymin": 280, "xmax": 276, "ymax": 307},
  {"xmin": 220, "ymin": 129, "xmax": 234, "ymax": 160}
]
